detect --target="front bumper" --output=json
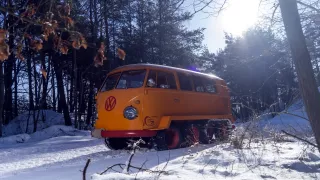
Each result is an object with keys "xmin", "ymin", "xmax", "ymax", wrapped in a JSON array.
[{"xmin": 91, "ymin": 129, "xmax": 157, "ymax": 138}]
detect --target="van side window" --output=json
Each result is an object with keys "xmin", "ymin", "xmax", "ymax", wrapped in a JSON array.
[
  {"xmin": 146, "ymin": 70, "xmax": 157, "ymax": 88},
  {"xmin": 100, "ymin": 73, "xmax": 121, "ymax": 92},
  {"xmin": 178, "ymin": 73, "xmax": 193, "ymax": 91},
  {"xmin": 193, "ymin": 76, "xmax": 205, "ymax": 92},
  {"xmin": 157, "ymin": 71, "xmax": 177, "ymax": 89},
  {"xmin": 166, "ymin": 73, "xmax": 177, "ymax": 89},
  {"xmin": 203, "ymin": 78, "xmax": 217, "ymax": 93},
  {"xmin": 146, "ymin": 70, "xmax": 177, "ymax": 89}
]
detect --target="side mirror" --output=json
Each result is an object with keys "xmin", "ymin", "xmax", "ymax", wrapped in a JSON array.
[{"xmin": 147, "ymin": 78, "xmax": 156, "ymax": 87}]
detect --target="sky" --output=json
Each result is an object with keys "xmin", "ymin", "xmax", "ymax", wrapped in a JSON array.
[{"xmin": 185, "ymin": 0, "xmax": 265, "ymax": 53}]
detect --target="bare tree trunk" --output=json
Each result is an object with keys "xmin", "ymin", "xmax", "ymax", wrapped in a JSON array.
[
  {"xmin": 0, "ymin": 62, "xmax": 4, "ymax": 137},
  {"xmin": 57, "ymin": 91, "xmax": 62, "ymax": 113},
  {"xmin": 40, "ymin": 51, "xmax": 48, "ymax": 109},
  {"xmin": 33, "ymin": 57, "xmax": 39, "ymax": 108},
  {"xmin": 70, "ymin": 49, "xmax": 75, "ymax": 113},
  {"xmin": 103, "ymin": 0, "xmax": 111, "ymax": 70},
  {"xmin": 13, "ymin": 60, "xmax": 18, "ymax": 117},
  {"xmin": 26, "ymin": 47, "xmax": 34, "ymax": 133},
  {"xmin": 86, "ymin": 80, "xmax": 94, "ymax": 127},
  {"xmin": 4, "ymin": 28, "xmax": 14, "ymax": 124},
  {"xmin": 279, "ymin": 0, "xmax": 320, "ymax": 152},
  {"xmin": 52, "ymin": 53, "xmax": 72, "ymax": 126},
  {"xmin": 51, "ymin": 61, "xmax": 56, "ymax": 111},
  {"xmin": 158, "ymin": 0, "xmax": 163, "ymax": 65},
  {"xmin": 27, "ymin": 50, "xmax": 34, "ymax": 111}
]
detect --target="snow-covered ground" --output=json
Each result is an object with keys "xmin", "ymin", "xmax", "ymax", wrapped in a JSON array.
[
  {"xmin": 0, "ymin": 127, "xmax": 319, "ymax": 180},
  {"xmin": 0, "ymin": 99, "xmax": 319, "ymax": 179}
]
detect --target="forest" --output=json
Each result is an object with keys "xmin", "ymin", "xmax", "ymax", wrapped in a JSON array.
[{"xmin": 0, "ymin": 0, "xmax": 319, "ymax": 136}]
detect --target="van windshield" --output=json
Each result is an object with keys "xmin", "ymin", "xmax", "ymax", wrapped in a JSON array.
[
  {"xmin": 116, "ymin": 69, "xmax": 146, "ymax": 89},
  {"xmin": 100, "ymin": 72, "xmax": 121, "ymax": 92}
]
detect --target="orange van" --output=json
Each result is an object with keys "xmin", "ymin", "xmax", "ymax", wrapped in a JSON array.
[{"xmin": 91, "ymin": 63, "xmax": 235, "ymax": 150}]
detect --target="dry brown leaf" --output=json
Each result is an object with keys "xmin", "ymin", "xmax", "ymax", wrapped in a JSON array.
[
  {"xmin": 63, "ymin": 17, "xmax": 74, "ymax": 28},
  {"xmin": 72, "ymin": 40, "xmax": 81, "ymax": 49},
  {"xmin": 94, "ymin": 55, "xmax": 104, "ymax": 67},
  {"xmin": 16, "ymin": 44, "xmax": 24, "ymax": 61},
  {"xmin": 52, "ymin": 20, "xmax": 58, "ymax": 29},
  {"xmin": 117, "ymin": 48, "xmax": 126, "ymax": 60},
  {"xmin": 81, "ymin": 42, "xmax": 88, "ymax": 49},
  {"xmin": 94, "ymin": 42, "xmax": 107, "ymax": 67},
  {"xmin": 0, "ymin": 42, "xmax": 10, "ymax": 61},
  {"xmin": 22, "ymin": 4, "xmax": 36, "ymax": 17},
  {"xmin": 30, "ymin": 40, "xmax": 43, "ymax": 51},
  {"xmin": 40, "ymin": 69, "xmax": 47, "ymax": 79},
  {"xmin": 41, "ymin": 34, "xmax": 48, "ymax": 41},
  {"xmin": 64, "ymin": 3, "xmax": 71, "ymax": 15},
  {"xmin": 0, "ymin": 29, "xmax": 7, "ymax": 42},
  {"xmin": 60, "ymin": 45, "xmax": 69, "ymax": 54},
  {"xmin": 23, "ymin": 33, "xmax": 32, "ymax": 39},
  {"xmin": 80, "ymin": 35, "xmax": 88, "ymax": 49}
]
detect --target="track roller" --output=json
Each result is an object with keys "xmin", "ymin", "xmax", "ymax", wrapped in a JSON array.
[{"xmin": 153, "ymin": 125, "xmax": 183, "ymax": 151}]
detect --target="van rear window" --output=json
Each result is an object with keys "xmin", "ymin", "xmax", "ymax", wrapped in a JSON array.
[{"xmin": 116, "ymin": 70, "xmax": 146, "ymax": 89}]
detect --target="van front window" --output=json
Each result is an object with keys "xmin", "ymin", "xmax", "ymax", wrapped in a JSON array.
[
  {"xmin": 100, "ymin": 72, "xmax": 121, "ymax": 92},
  {"xmin": 116, "ymin": 69, "xmax": 146, "ymax": 89}
]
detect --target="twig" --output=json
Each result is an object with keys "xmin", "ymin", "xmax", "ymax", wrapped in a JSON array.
[
  {"xmin": 100, "ymin": 163, "xmax": 167, "ymax": 175},
  {"xmin": 99, "ymin": 139, "xmax": 168, "ymax": 177},
  {"xmin": 297, "ymin": 1, "xmax": 320, "ymax": 13},
  {"xmin": 124, "ymin": 138, "xmax": 145, "ymax": 173},
  {"xmin": 83, "ymin": 159, "xmax": 91, "ymax": 180},
  {"xmin": 189, "ymin": 0, "xmax": 214, "ymax": 17},
  {"xmin": 269, "ymin": 3, "xmax": 280, "ymax": 31},
  {"xmin": 157, "ymin": 150, "xmax": 170, "ymax": 179},
  {"xmin": 281, "ymin": 130, "xmax": 318, "ymax": 148}
]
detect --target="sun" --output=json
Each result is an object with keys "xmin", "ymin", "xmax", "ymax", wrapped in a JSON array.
[{"xmin": 220, "ymin": 0, "xmax": 260, "ymax": 36}]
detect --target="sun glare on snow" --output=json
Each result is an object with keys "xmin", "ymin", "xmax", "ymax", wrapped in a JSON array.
[{"xmin": 220, "ymin": 0, "xmax": 260, "ymax": 36}]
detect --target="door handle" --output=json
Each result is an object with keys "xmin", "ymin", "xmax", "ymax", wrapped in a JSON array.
[{"xmin": 174, "ymin": 98, "xmax": 180, "ymax": 102}]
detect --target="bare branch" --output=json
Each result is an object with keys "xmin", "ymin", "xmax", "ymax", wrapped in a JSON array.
[
  {"xmin": 281, "ymin": 130, "xmax": 318, "ymax": 148},
  {"xmin": 83, "ymin": 159, "xmax": 91, "ymax": 180},
  {"xmin": 297, "ymin": 1, "xmax": 320, "ymax": 13},
  {"xmin": 269, "ymin": 3, "xmax": 280, "ymax": 30},
  {"xmin": 189, "ymin": 0, "xmax": 214, "ymax": 17}
]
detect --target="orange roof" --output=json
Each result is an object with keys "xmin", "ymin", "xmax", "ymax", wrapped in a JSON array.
[{"xmin": 112, "ymin": 63, "xmax": 223, "ymax": 80}]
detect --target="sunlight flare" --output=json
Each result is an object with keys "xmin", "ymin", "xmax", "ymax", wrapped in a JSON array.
[{"xmin": 220, "ymin": 0, "xmax": 260, "ymax": 36}]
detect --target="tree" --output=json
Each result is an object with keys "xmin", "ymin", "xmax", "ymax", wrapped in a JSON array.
[
  {"xmin": 0, "ymin": 62, "xmax": 4, "ymax": 137},
  {"xmin": 279, "ymin": 0, "xmax": 320, "ymax": 152}
]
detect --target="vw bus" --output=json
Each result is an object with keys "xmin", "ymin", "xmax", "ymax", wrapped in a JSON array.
[{"xmin": 91, "ymin": 64, "xmax": 235, "ymax": 150}]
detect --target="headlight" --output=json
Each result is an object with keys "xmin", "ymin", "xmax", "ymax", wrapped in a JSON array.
[{"xmin": 123, "ymin": 106, "xmax": 138, "ymax": 120}]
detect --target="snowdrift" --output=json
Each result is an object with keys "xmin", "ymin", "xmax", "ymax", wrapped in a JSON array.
[
  {"xmin": 2, "ymin": 110, "xmax": 65, "ymax": 137},
  {"xmin": 235, "ymin": 93, "xmax": 314, "ymax": 136},
  {"xmin": 0, "ymin": 125, "xmax": 88, "ymax": 145},
  {"xmin": 257, "ymin": 98, "xmax": 312, "ymax": 134}
]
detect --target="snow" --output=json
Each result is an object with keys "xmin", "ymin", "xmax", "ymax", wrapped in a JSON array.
[
  {"xmin": 0, "ymin": 133, "xmax": 30, "ymax": 144},
  {"xmin": 3, "ymin": 110, "xmax": 64, "ymax": 137},
  {"xmin": 0, "ymin": 132, "xmax": 319, "ymax": 180},
  {"xmin": 236, "ymin": 98, "xmax": 313, "ymax": 138}
]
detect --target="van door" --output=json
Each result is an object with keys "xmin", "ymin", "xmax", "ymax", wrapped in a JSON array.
[
  {"xmin": 176, "ymin": 72, "xmax": 195, "ymax": 114},
  {"xmin": 143, "ymin": 70, "xmax": 181, "ymax": 128}
]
